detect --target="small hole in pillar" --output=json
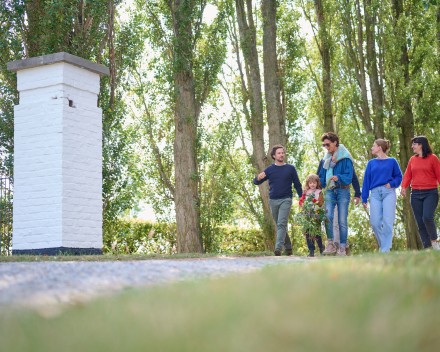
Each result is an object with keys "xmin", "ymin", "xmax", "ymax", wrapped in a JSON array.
[{"xmin": 69, "ymin": 99, "xmax": 73, "ymax": 107}]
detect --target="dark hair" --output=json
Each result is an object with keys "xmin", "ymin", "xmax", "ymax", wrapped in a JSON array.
[
  {"xmin": 321, "ymin": 132, "xmax": 339, "ymax": 147},
  {"xmin": 411, "ymin": 136, "xmax": 433, "ymax": 158},
  {"xmin": 270, "ymin": 145, "xmax": 285, "ymax": 160},
  {"xmin": 375, "ymin": 139, "xmax": 391, "ymax": 154}
]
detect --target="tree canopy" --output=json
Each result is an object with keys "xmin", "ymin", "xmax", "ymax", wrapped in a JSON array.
[{"xmin": 2, "ymin": 0, "xmax": 440, "ymax": 252}]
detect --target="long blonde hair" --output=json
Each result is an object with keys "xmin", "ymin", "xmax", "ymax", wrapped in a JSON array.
[{"xmin": 303, "ymin": 174, "xmax": 322, "ymax": 191}]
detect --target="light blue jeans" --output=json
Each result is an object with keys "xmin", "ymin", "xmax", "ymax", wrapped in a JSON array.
[
  {"xmin": 369, "ymin": 186, "xmax": 396, "ymax": 252},
  {"xmin": 325, "ymin": 188, "xmax": 350, "ymax": 246}
]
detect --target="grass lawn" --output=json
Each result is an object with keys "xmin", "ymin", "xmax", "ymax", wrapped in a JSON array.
[
  {"xmin": 1, "ymin": 250, "xmax": 439, "ymax": 352},
  {"xmin": 0, "ymin": 250, "xmax": 284, "ymax": 262}
]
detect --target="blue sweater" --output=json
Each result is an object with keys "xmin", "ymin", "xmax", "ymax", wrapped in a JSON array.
[
  {"xmin": 361, "ymin": 158, "xmax": 403, "ymax": 203},
  {"xmin": 319, "ymin": 158, "xmax": 354, "ymax": 189},
  {"xmin": 317, "ymin": 159, "xmax": 361, "ymax": 198},
  {"xmin": 253, "ymin": 164, "xmax": 302, "ymax": 199}
]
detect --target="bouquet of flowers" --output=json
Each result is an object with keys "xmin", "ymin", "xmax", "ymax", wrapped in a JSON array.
[{"xmin": 294, "ymin": 192, "xmax": 327, "ymax": 240}]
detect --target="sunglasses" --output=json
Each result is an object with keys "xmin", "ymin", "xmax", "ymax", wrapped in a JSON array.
[{"xmin": 322, "ymin": 143, "xmax": 331, "ymax": 147}]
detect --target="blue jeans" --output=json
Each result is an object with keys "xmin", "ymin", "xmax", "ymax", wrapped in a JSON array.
[
  {"xmin": 268, "ymin": 198, "xmax": 293, "ymax": 250},
  {"xmin": 325, "ymin": 188, "xmax": 350, "ymax": 246},
  {"xmin": 410, "ymin": 189, "xmax": 439, "ymax": 248},
  {"xmin": 370, "ymin": 186, "xmax": 397, "ymax": 252}
]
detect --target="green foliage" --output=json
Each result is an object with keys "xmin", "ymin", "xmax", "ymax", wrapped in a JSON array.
[
  {"xmin": 0, "ymin": 0, "xmax": 142, "ymax": 225},
  {"xmin": 103, "ymin": 219, "xmax": 177, "ymax": 254},
  {"xmin": 3, "ymin": 0, "xmax": 440, "ymax": 253},
  {"xmin": 103, "ymin": 218, "xmax": 265, "ymax": 254},
  {"xmin": 294, "ymin": 192, "xmax": 327, "ymax": 240}
]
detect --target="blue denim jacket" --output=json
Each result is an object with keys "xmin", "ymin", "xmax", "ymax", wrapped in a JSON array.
[
  {"xmin": 317, "ymin": 159, "xmax": 360, "ymax": 197},
  {"xmin": 319, "ymin": 158, "xmax": 354, "ymax": 189}
]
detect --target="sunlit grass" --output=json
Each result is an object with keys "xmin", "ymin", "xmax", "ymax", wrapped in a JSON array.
[
  {"xmin": 1, "ymin": 250, "xmax": 439, "ymax": 352},
  {"xmin": 0, "ymin": 250, "xmax": 303, "ymax": 262}
]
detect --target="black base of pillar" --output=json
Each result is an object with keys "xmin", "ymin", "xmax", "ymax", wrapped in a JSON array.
[{"xmin": 12, "ymin": 247, "xmax": 103, "ymax": 256}]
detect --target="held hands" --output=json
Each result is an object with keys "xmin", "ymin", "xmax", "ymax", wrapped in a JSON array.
[
  {"xmin": 257, "ymin": 172, "xmax": 266, "ymax": 181},
  {"xmin": 329, "ymin": 176, "xmax": 338, "ymax": 182}
]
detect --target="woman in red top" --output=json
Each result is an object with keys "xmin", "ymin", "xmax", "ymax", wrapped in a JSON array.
[{"xmin": 401, "ymin": 136, "xmax": 440, "ymax": 250}]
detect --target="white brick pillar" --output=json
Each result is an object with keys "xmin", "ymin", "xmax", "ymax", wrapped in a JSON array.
[{"xmin": 7, "ymin": 52, "xmax": 109, "ymax": 255}]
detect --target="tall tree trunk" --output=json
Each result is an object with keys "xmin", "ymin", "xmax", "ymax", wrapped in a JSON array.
[
  {"xmin": 314, "ymin": 0, "xmax": 334, "ymax": 132},
  {"xmin": 172, "ymin": 0, "xmax": 204, "ymax": 253},
  {"xmin": 392, "ymin": 0, "xmax": 423, "ymax": 250},
  {"xmin": 437, "ymin": 6, "xmax": 440, "ymax": 75},
  {"xmin": 344, "ymin": 0, "xmax": 373, "ymax": 137},
  {"xmin": 262, "ymin": 0, "xmax": 286, "ymax": 150},
  {"xmin": 236, "ymin": 0, "xmax": 276, "ymax": 250},
  {"xmin": 364, "ymin": 0, "xmax": 384, "ymax": 139}
]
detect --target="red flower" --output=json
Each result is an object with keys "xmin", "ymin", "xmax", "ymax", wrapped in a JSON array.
[{"xmin": 312, "ymin": 199, "xmax": 317, "ymax": 203}]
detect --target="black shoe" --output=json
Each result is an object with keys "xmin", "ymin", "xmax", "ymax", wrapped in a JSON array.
[
  {"xmin": 319, "ymin": 246, "xmax": 325, "ymax": 254},
  {"xmin": 285, "ymin": 249, "xmax": 293, "ymax": 256},
  {"xmin": 274, "ymin": 249, "xmax": 282, "ymax": 256},
  {"xmin": 308, "ymin": 250, "xmax": 315, "ymax": 257}
]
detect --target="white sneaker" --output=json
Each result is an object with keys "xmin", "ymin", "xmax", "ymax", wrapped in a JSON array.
[{"xmin": 432, "ymin": 241, "xmax": 440, "ymax": 250}]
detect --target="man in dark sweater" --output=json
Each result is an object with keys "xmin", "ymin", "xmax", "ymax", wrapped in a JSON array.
[{"xmin": 254, "ymin": 145, "xmax": 302, "ymax": 256}]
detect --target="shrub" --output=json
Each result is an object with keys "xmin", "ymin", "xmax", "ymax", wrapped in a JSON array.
[
  {"xmin": 103, "ymin": 219, "xmax": 265, "ymax": 254},
  {"xmin": 103, "ymin": 219, "xmax": 177, "ymax": 254},
  {"xmin": 103, "ymin": 218, "xmax": 407, "ymax": 255}
]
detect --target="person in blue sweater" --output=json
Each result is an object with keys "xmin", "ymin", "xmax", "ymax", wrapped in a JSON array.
[
  {"xmin": 319, "ymin": 132, "xmax": 354, "ymax": 256},
  {"xmin": 362, "ymin": 139, "xmax": 402, "ymax": 252},
  {"xmin": 254, "ymin": 145, "xmax": 302, "ymax": 256}
]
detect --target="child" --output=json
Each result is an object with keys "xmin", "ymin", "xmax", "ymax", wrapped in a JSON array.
[{"xmin": 299, "ymin": 174, "xmax": 325, "ymax": 257}]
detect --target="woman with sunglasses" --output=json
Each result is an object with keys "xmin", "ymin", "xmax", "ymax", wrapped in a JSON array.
[
  {"xmin": 319, "ymin": 132, "xmax": 354, "ymax": 256},
  {"xmin": 362, "ymin": 139, "xmax": 402, "ymax": 252},
  {"xmin": 401, "ymin": 136, "xmax": 440, "ymax": 250}
]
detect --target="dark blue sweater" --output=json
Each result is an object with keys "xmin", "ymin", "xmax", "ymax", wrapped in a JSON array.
[
  {"xmin": 317, "ymin": 159, "xmax": 361, "ymax": 198},
  {"xmin": 253, "ymin": 164, "xmax": 302, "ymax": 199}
]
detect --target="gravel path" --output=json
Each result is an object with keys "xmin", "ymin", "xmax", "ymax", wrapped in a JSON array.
[{"xmin": 0, "ymin": 256, "xmax": 306, "ymax": 309}]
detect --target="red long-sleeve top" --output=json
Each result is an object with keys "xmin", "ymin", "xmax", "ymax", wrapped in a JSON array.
[{"xmin": 401, "ymin": 154, "xmax": 440, "ymax": 190}]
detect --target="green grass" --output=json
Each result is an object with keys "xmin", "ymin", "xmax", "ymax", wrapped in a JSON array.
[
  {"xmin": 1, "ymin": 250, "xmax": 439, "ymax": 352},
  {"xmin": 0, "ymin": 250, "xmax": 307, "ymax": 262},
  {"xmin": 0, "ymin": 250, "xmax": 285, "ymax": 262}
]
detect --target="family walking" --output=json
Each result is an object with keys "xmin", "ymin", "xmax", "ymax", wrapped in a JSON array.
[{"xmin": 254, "ymin": 133, "xmax": 440, "ymax": 256}]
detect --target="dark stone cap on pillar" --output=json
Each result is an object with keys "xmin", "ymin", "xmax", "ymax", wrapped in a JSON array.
[{"xmin": 7, "ymin": 52, "xmax": 109, "ymax": 76}]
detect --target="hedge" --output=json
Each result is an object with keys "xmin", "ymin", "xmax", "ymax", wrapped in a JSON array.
[
  {"xmin": 103, "ymin": 219, "xmax": 265, "ymax": 254},
  {"xmin": 103, "ymin": 218, "xmax": 407, "ymax": 255}
]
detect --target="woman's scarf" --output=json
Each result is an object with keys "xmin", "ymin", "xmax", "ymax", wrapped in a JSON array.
[{"xmin": 323, "ymin": 144, "xmax": 354, "ymax": 190}]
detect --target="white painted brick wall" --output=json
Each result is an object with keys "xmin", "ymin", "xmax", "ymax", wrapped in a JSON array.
[{"xmin": 13, "ymin": 62, "xmax": 103, "ymax": 251}]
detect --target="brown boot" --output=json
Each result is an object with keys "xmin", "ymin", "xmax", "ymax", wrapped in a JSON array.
[
  {"xmin": 285, "ymin": 249, "xmax": 293, "ymax": 256},
  {"xmin": 322, "ymin": 241, "xmax": 337, "ymax": 255},
  {"xmin": 336, "ymin": 246, "xmax": 347, "ymax": 256},
  {"xmin": 345, "ymin": 242, "xmax": 351, "ymax": 256}
]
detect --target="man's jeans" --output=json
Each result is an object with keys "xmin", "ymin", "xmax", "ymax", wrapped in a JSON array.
[
  {"xmin": 325, "ymin": 188, "xmax": 350, "ymax": 246},
  {"xmin": 410, "ymin": 188, "xmax": 439, "ymax": 248},
  {"xmin": 269, "ymin": 198, "xmax": 292, "ymax": 250},
  {"xmin": 370, "ymin": 186, "xmax": 397, "ymax": 252}
]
